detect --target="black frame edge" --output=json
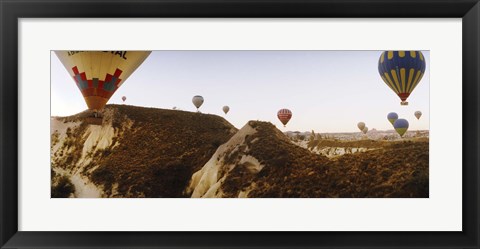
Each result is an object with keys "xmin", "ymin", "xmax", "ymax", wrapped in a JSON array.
[
  {"xmin": 0, "ymin": 0, "xmax": 19, "ymax": 248},
  {"xmin": 462, "ymin": 2, "xmax": 480, "ymax": 248},
  {"xmin": 0, "ymin": 0, "xmax": 479, "ymax": 248},
  {"xmin": 0, "ymin": 0, "xmax": 479, "ymax": 18}
]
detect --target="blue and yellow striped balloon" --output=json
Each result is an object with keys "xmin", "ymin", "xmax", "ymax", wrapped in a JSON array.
[
  {"xmin": 387, "ymin": 112, "xmax": 398, "ymax": 125},
  {"xmin": 393, "ymin": 119, "xmax": 409, "ymax": 137},
  {"xmin": 378, "ymin": 51, "xmax": 426, "ymax": 105}
]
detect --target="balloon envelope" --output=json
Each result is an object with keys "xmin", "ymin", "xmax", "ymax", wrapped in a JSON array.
[
  {"xmin": 394, "ymin": 119, "xmax": 409, "ymax": 137},
  {"xmin": 192, "ymin": 95, "xmax": 204, "ymax": 109},
  {"xmin": 277, "ymin": 109, "xmax": 292, "ymax": 126},
  {"xmin": 223, "ymin": 106, "xmax": 230, "ymax": 114},
  {"xmin": 378, "ymin": 51, "xmax": 426, "ymax": 105},
  {"xmin": 362, "ymin": 127, "xmax": 368, "ymax": 134},
  {"xmin": 415, "ymin": 111, "xmax": 422, "ymax": 120},
  {"xmin": 122, "ymin": 96, "xmax": 126, "ymax": 102},
  {"xmin": 55, "ymin": 51, "xmax": 151, "ymax": 111},
  {"xmin": 357, "ymin": 122, "xmax": 365, "ymax": 131},
  {"xmin": 387, "ymin": 112, "xmax": 398, "ymax": 125}
]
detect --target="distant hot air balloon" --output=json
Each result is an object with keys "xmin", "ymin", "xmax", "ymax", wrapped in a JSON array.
[
  {"xmin": 55, "ymin": 51, "xmax": 151, "ymax": 115},
  {"xmin": 192, "ymin": 95, "xmax": 204, "ymax": 111},
  {"xmin": 223, "ymin": 106, "xmax": 230, "ymax": 114},
  {"xmin": 387, "ymin": 112, "xmax": 398, "ymax": 125},
  {"xmin": 277, "ymin": 109, "xmax": 292, "ymax": 127},
  {"xmin": 362, "ymin": 126, "xmax": 368, "ymax": 134},
  {"xmin": 394, "ymin": 119, "xmax": 409, "ymax": 137},
  {"xmin": 357, "ymin": 122, "xmax": 365, "ymax": 132},
  {"xmin": 173, "ymin": 106, "xmax": 177, "ymax": 110},
  {"xmin": 415, "ymin": 111, "xmax": 422, "ymax": 120},
  {"xmin": 378, "ymin": 51, "xmax": 426, "ymax": 105},
  {"xmin": 122, "ymin": 96, "xmax": 126, "ymax": 103}
]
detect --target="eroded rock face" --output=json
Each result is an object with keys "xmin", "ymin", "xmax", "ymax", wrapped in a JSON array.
[
  {"xmin": 52, "ymin": 106, "xmax": 429, "ymax": 199},
  {"xmin": 51, "ymin": 104, "xmax": 237, "ymax": 198},
  {"xmin": 188, "ymin": 121, "xmax": 429, "ymax": 198},
  {"xmin": 187, "ymin": 123, "xmax": 261, "ymax": 198}
]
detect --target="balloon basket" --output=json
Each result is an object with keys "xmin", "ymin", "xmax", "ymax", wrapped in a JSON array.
[
  {"xmin": 85, "ymin": 117, "xmax": 103, "ymax": 125},
  {"xmin": 400, "ymin": 101, "xmax": 409, "ymax": 106},
  {"xmin": 85, "ymin": 111, "xmax": 104, "ymax": 125}
]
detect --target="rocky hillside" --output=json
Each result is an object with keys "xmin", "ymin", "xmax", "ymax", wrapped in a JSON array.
[
  {"xmin": 51, "ymin": 105, "xmax": 237, "ymax": 198},
  {"xmin": 291, "ymin": 135, "xmax": 429, "ymax": 158},
  {"xmin": 188, "ymin": 121, "xmax": 429, "ymax": 198},
  {"xmin": 52, "ymin": 106, "xmax": 428, "ymax": 198}
]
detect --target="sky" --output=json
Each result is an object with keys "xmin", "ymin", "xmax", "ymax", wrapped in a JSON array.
[{"xmin": 51, "ymin": 51, "xmax": 429, "ymax": 133}]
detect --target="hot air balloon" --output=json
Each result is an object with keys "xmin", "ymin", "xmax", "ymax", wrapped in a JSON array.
[
  {"xmin": 122, "ymin": 96, "xmax": 126, "ymax": 103},
  {"xmin": 357, "ymin": 122, "xmax": 365, "ymax": 132},
  {"xmin": 277, "ymin": 109, "xmax": 292, "ymax": 127},
  {"xmin": 223, "ymin": 106, "xmax": 230, "ymax": 114},
  {"xmin": 192, "ymin": 95, "xmax": 204, "ymax": 111},
  {"xmin": 387, "ymin": 112, "xmax": 398, "ymax": 125},
  {"xmin": 55, "ymin": 51, "xmax": 151, "ymax": 116},
  {"xmin": 362, "ymin": 127, "xmax": 368, "ymax": 134},
  {"xmin": 415, "ymin": 111, "xmax": 422, "ymax": 120},
  {"xmin": 394, "ymin": 119, "xmax": 409, "ymax": 137},
  {"xmin": 378, "ymin": 51, "xmax": 426, "ymax": 105}
]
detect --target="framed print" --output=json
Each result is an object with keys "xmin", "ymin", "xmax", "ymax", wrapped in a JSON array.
[
  {"xmin": 49, "ymin": 50, "xmax": 431, "ymax": 199},
  {"xmin": 1, "ymin": 0, "xmax": 479, "ymax": 248}
]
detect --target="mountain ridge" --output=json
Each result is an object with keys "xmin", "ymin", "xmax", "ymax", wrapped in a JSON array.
[
  {"xmin": 51, "ymin": 105, "xmax": 428, "ymax": 198},
  {"xmin": 51, "ymin": 104, "xmax": 237, "ymax": 197}
]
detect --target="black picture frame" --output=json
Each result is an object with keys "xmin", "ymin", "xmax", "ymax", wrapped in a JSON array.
[{"xmin": 1, "ymin": 0, "xmax": 479, "ymax": 248}]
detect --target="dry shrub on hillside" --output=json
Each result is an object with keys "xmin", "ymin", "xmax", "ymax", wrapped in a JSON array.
[
  {"xmin": 220, "ymin": 121, "xmax": 330, "ymax": 197},
  {"xmin": 324, "ymin": 141, "xmax": 429, "ymax": 197},
  {"xmin": 51, "ymin": 170, "xmax": 76, "ymax": 198},
  {"xmin": 53, "ymin": 106, "xmax": 428, "ymax": 198},
  {"xmin": 221, "ymin": 121, "xmax": 428, "ymax": 198},
  {"xmin": 88, "ymin": 105, "xmax": 237, "ymax": 197},
  {"xmin": 51, "ymin": 123, "xmax": 89, "ymax": 170}
]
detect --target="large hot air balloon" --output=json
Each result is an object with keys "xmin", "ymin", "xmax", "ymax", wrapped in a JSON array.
[
  {"xmin": 357, "ymin": 122, "xmax": 365, "ymax": 132},
  {"xmin": 122, "ymin": 96, "xmax": 126, "ymax": 103},
  {"xmin": 223, "ymin": 106, "xmax": 230, "ymax": 114},
  {"xmin": 192, "ymin": 95, "xmax": 204, "ymax": 111},
  {"xmin": 362, "ymin": 126, "xmax": 368, "ymax": 134},
  {"xmin": 277, "ymin": 109, "xmax": 292, "ymax": 127},
  {"xmin": 414, "ymin": 111, "xmax": 422, "ymax": 120},
  {"xmin": 387, "ymin": 112, "xmax": 398, "ymax": 125},
  {"xmin": 378, "ymin": 51, "xmax": 426, "ymax": 105},
  {"xmin": 55, "ymin": 51, "xmax": 151, "ymax": 114},
  {"xmin": 394, "ymin": 119, "xmax": 409, "ymax": 137}
]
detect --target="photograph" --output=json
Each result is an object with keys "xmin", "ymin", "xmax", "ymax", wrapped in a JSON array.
[
  {"xmin": 50, "ymin": 50, "xmax": 429, "ymax": 198},
  {"xmin": 3, "ymin": 0, "xmax": 478, "ymax": 247}
]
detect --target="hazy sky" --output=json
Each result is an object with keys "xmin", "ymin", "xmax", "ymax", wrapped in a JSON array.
[{"xmin": 51, "ymin": 51, "xmax": 429, "ymax": 132}]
